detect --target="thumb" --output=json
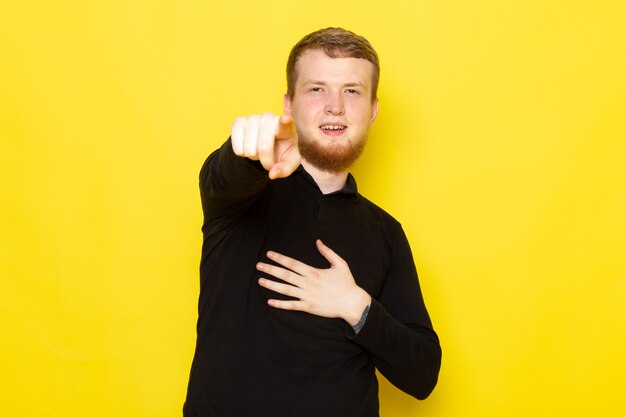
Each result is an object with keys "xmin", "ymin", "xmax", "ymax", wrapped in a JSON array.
[
  {"xmin": 315, "ymin": 239, "xmax": 344, "ymax": 267},
  {"xmin": 268, "ymin": 149, "xmax": 301, "ymax": 179}
]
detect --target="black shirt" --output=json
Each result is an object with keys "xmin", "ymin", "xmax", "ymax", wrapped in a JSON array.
[{"xmin": 183, "ymin": 139, "xmax": 441, "ymax": 417}]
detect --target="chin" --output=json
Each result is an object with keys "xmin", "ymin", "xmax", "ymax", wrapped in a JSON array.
[{"xmin": 299, "ymin": 134, "xmax": 367, "ymax": 173}]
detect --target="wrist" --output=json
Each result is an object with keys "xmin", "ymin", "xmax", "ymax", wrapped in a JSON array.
[{"xmin": 343, "ymin": 287, "xmax": 371, "ymax": 327}]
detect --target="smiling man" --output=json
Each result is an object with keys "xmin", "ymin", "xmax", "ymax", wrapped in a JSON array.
[{"xmin": 183, "ymin": 27, "xmax": 441, "ymax": 417}]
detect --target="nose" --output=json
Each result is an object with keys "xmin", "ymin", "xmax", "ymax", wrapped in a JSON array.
[{"xmin": 325, "ymin": 93, "xmax": 345, "ymax": 115}]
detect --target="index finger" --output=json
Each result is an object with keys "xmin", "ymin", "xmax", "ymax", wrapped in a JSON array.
[
  {"xmin": 275, "ymin": 115, "xmax": 296, "ymax": 139},
  {"xmin": 257, "ymin": 113, "xmax": 279, "ymax": 171},
  {"xmin": 266, "ymin": 250, "xmax": 312, "ymax": 276}
]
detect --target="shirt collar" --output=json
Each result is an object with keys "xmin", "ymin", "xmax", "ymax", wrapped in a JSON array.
[{"xmin": 296, "ymin": 165, "xmax": 359, "ymax": 198}]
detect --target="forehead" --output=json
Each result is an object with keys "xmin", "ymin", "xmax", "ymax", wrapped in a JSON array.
[{"xmin": 295, "ymin": 49, "xmax": 374, "ymax": 87}]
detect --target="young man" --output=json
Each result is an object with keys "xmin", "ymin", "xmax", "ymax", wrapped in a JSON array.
[{"xmin": 184, "ymin": 27, "xmax": 441, "ymax": 417}]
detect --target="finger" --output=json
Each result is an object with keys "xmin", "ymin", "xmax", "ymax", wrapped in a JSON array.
[
  {"xmin": 258, "ymin": 278, "xmax": 303, "ymax": 299},
  {"xmin": 256, "ymin": 262, "xmax": 304, "ymax": 287},
  {"xmin": 268, "ymin": 152, "xmax": 300, "ymax": 179},
  {"xmin": 266, "ymin": 250, "xmax": 312, "ymax": 276},
  {"xmin": 242, "ymin": 116, "xmax": 260, "ymax": 159},
  {"xmin": 315, "ymin": 239, "xmax": 345, "ymax": 267},
  {"xmin": 275, "ymin": 115, "xmax": 295, "ymax": 139},
  {"xmin": 257, "ymin": 113, "xmax": 278, "ymax": 171},
  {"xmin": 230, "ymin": 118, "xmax": 245, "ymax": 155},
  {"xmin": 267, "ymin": 298, "xmax": 308, "ymax": 312},
  {"xmin": 269, "ymin": 114, "xmax": 300, "ymax": 179}
]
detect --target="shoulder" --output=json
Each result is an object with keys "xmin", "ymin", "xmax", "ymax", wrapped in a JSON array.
[
  {"xmin": 355, "ymin": 193, "xmax": 406, "ymax": 243},
  {"xmin": 357, "ymin": 194, "xmax": 400, "ymax": 224}
]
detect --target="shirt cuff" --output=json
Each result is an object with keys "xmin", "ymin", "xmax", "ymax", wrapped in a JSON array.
[{"xmin": 351, "ymin": 305, "xmax": 370, "ymax": 335}]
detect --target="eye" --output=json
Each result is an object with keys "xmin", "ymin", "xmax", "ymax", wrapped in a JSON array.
[
  {"xmin": 345, "ymin": 88, "xmax": 360, "ymax": 94},
  {"xmin": 311, "ymin": 87, "xmax": 323, "ymax": 92}
]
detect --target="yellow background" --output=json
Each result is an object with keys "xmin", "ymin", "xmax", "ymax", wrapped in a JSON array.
[{"xmin": 1, "ymin": 1, "xmax": 625, "ymax": 416}]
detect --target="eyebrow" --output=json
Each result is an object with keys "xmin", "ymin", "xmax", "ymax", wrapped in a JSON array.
[{"xmin": 302, "ymin": 80, "xmax": 367, "ymax": 88}]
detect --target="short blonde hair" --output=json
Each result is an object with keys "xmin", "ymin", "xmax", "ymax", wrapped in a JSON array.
[{"xmin": 286, "ymin": 27, "xmax": 380, "ymax": 102}]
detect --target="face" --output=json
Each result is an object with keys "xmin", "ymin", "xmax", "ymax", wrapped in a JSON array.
[{"xmin": 284, "ymin": 49, "xmax": 379, "ymax": 173}]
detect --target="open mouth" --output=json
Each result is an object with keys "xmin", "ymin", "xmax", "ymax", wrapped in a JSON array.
[{"xmin": 320, "ymin": 124, "xmax": 347, "ymax": 131}]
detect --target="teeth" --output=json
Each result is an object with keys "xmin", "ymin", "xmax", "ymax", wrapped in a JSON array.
[{"xmin": 321, "ymin": 125, "xmax": 345, "ymax": 130}]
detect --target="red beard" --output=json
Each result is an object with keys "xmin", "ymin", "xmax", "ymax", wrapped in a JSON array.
[{"xmin": 298, "ymin": 132, "xmax": 368, "ymax": 173}]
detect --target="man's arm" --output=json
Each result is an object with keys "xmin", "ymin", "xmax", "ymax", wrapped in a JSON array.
[
  {"xmin": 200, "ymin": 113, "xmax": 300, "ymax": 225},
  {"xmin": 256, "ymin": 231, "xmax": 441, "ymax": 400},
  {"xmin": 348, "ymin": 225, "xmax": 441, "ymax": 399}
]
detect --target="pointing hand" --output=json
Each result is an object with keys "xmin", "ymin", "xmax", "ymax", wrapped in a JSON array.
[{"xmin": 231, "ymin": 113, "xmax": 300, "ymax": 179}]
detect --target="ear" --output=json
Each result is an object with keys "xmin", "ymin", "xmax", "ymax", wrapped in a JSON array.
[
  {"xmin": 370, "ymin": 98, "xmax": 379, "ymax": 122},
  {"xmin": 283, "ymin": 94, "xmax": 292, "ymax": 115}
]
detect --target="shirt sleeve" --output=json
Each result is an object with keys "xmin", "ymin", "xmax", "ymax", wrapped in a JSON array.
[
  {"xmin": 199, "ymin": 138, "xmax": 269, "ymax": 228},
  {"xmin": 350, "ymin": 305, "xmax": 370, "ymax": 334},
  {"xmin": 349, "ymin": 225, "xmax": 442, "ymax": 400}
]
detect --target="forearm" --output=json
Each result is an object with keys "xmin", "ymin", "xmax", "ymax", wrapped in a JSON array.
[
  {"xmin": 200, "ymin": 138, "xmax": 269, "ymax": 222},
  {"xmin": 350, "ymin": 299, "xmax": 441, "ymax": 400}
]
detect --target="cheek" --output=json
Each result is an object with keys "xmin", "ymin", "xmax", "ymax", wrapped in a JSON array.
[
  {"xmin": 346, "ymin": 97, "xmax": 371, "ymax": 112},
  {"xmin": 351, "ymin": 104, "xmax": 374, "ymax": 123},
  {"xmin": 291, "ymin": 111, "xmax": 316, "ymax": 132},
  {"xmin": 295, "ymin": 103, "xmax": 322, "ymax": 122}
]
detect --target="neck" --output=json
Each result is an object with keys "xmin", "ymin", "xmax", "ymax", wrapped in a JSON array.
[{"xmin": 301, "ymin": 160, "xmax": 349, "ymax": 194}]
